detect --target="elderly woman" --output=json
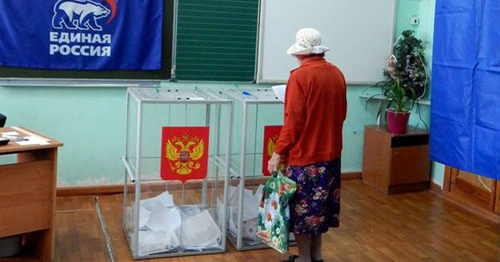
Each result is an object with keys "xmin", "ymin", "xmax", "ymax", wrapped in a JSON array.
[{"xmin": 268, "ymin": 28, "xmax": 347, "ymax": 262}]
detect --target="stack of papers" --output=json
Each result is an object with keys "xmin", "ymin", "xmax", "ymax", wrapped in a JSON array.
[
  {"xmin": 125, "ymin": 191, "xmax": 223, "ymax": 256},
  {"xmin": 1, "ymin": 131, "xmax": 49, "ymax": 145},
  {"xmin": 17, "ymin": 136, "xmax": 49, "ymax": 145}
]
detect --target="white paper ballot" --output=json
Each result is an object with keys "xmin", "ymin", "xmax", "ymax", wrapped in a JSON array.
[
  {"xmin": 130, "ymin": 191, "xmax": 175, "ymax": 230},
  {"xmin": 227, "ymin": 184, "xmax": 264, "ymax": 242},
  {"xmin": 127, "ymin": 191, "xmax": 226, "ymax": 254},
  {"xmin": 272, "ymin": 84, "xmax": 286, "ymax": 102},
  {"xmin": 139, "ymin": 205, "xmax": 151, "ymax": 229},
  {"xmin": 138, "ymin": 230, "xmax": 180, "ymax": 256},
  {"xmin": 126, "ymin": 205, "xmax": 152, "ymax": 231},
  {"xmin": 145, "ymin": 203, "xmax": 181, "ymax": 232},
  {"xmin": 156, "ymin": 191, "xmax": 175, "ymax": 207},
  {"xmin": 254, "ymin": 184, "xmax": 264, "ymax": 201},
  {"xmin": 141, "ymin": 191, "xmax": 175, "ymax": 211},
  {"xmin": 139, "ymin": 198, "xmax": 156, "ymax": 212},
  {"xmin": 242, "ymin": 217, "xmax": 259, "ymax": 242},
  {"xmin": 229, "ymin": 185, "xmax": 259, "ymax": 221},
  {"xmin": 181, "ymin": 210, "xmax": 222, "ymax": 248}
]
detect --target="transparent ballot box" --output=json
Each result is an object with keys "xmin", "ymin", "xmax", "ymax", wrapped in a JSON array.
[
  {"xmin": 221, "ymin": 89, "xmax": 294, "ymax": 250},
  {"xmin": 122, "ymin": 88, "xmax": 233, "ymax": 259}
]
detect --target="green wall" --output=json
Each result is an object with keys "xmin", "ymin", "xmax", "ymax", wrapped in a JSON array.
[
  {"xmin": 0, "ymin": 0, "xmax": 445, "ymax": 187},
  {"xmin": 395, "ymin": 0, "xmax": 445, "ymax": 186},
  {"xmin": 0, "ymin": 83, "xmax": 373, "ymax": 186}
]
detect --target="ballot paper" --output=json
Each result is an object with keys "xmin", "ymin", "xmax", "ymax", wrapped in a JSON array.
[
  {"xmin": 145, "ymin": 203, "xmax": 181, "ymax": 232},
  {"xmin": 141, "ymin": 191, "xmax": 175, "ymax": 210},
  {"xmin": 226, "ymin": 184, "xmax": 264, "ymax": 244},
  {"xmin": 138, "ymin": 204, "xmax": 151, "ymax": 229},
  {"xmin": 126, "ymin": 190, "xmax": 225, "ymax": 256},
  {"xmin": 180, "ymin": 205, "xmax": 202, "ymax": 217},
  {"xmin": 181, "ymin": 210, "xmax": 222, "ymax": 249},
  {"xmin": 229, "ymin": 185, "xmax": 262, "ymax": 219},
  {"xmin": 255, "ymin": 184, "xmax": 264, "ymax": 201},
  {"xmin": 229, "ymin": 186, "xmax": 255, "ymax": 220},
  {"xmin": 228, "ymin": 206, "xmax": 260, "ymax": 244},
  {"xmin": 127, "ymin": 191, "xmax": 176, "ymax": 230},
  {"xmin": 272, "ymin": 85, "xmax": 286, "ymax": 102},
  {"xmin": 138, "ymin": 230, "xmax": 180, "ymax": 256}
]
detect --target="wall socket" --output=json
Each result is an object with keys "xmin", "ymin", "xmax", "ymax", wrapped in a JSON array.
[{"xmin": 410, "ymin": 16, "xmax": 420, "ymax": 26}]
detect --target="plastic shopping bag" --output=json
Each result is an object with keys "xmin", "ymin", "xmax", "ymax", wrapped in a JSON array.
[{"xmin": 257, "ymin": 170, "xmax": 297, "ymax": 253}]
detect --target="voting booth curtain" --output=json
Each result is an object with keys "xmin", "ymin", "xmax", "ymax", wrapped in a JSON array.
[
  {"xmin": 430, "ymin": 0, "xmax": 499, "ymax": 179},
  {"xmin": 0, "ymin": 0, "xmax": 163, "ymax": 70}
]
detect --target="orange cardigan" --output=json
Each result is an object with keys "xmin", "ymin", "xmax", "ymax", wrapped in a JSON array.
[{"xmin": 274, "ymin": 57, "xmax": 347, "ymax": 166}]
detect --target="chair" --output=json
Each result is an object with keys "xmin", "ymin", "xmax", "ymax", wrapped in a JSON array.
[{"xmin": 0, "ymin": 113, "xmax": 6, "ymax": 127}]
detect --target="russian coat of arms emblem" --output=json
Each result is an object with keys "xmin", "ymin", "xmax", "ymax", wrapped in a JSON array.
[{"xmin": 161, "ymin": 127, "xmax": 209, "ymax": 183}]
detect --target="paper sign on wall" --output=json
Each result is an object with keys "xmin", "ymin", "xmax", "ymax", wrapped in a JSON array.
[
  {"xmin": 161, "ymin": 127, "xmax": 209, "ymax": 183},
  {"xmin": 262, "ymin": 125, "xmax": 283, "ymax": 177}
]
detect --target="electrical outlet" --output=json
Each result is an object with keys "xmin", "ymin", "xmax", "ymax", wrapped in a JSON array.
[{"xmin": 410, "ymin": 16, "xmax": 420, "ymax": 26}]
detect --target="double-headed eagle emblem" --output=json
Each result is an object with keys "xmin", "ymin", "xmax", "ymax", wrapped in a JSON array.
[
  {"xmin": 165, "ymin": 133, "xmax": 205, "ymax": 175},
  {"xmin": 267, "ymin": 134, "xmax": 285, "ymax": 172},
  {"xmin": 267, "ymin": 135, "xmax": 279, "ymax": 158}
]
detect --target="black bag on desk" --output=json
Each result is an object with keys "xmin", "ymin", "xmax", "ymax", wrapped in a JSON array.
[{"xmin": 0, "ymin": 113, "xmax": 6, "ymax": 127}]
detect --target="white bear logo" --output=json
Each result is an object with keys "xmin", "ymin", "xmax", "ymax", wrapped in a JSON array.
[{"xmin": 52, "ymin": 0, "xmax": 110, "ymax": 31}]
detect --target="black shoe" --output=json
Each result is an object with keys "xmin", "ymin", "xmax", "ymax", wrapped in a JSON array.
[
  {"xmin": 281, "ymin": 255, "xmax": 299, "ymax": 262},
  {"xmin": 280, "ymin": 255, "xmax": 323, "ymax": 262},
  {"xmin": 312, "ymin": 256, "xmax": 324, "ymax": 262}
]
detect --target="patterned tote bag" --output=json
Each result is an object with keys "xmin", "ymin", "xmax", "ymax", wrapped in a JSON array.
[{"xmin": 257, "ymin": 171, "xmax": 297, "ymax": 253}]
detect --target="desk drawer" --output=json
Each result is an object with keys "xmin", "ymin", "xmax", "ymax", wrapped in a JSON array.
[{"xmin": 0, "ymin": 160, "xmax": 53, "ymax": 238}]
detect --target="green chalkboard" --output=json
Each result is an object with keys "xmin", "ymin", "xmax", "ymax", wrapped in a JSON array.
[
  {"xmin": 175, "ymin": 0, "xmax": 259, "ymax": 82},
  {"xmin": 0, "ymin": 0, "xmax": 173, "ymax": 81}
]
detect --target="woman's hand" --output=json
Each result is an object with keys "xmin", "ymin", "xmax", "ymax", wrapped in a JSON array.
[{"xmin": 267, "ymin": 152, "xmax": 282, "ymax": 174}]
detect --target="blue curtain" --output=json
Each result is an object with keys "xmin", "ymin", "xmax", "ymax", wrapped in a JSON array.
[{"xmin": 430, "ymin": 0, "xmax": 500, "ymax": 179}]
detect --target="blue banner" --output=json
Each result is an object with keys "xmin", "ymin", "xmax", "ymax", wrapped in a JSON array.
[
  {"xmin": 431, "ymin": 0, "xmax": 500, "ymax": 179},
  {"xmin": 0, "ymin": 0, "xmax": 163, "ymax": 70}
]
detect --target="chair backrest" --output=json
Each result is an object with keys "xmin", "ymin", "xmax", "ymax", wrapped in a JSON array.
[{"xmin": 0, "ymin": 114, "xmax": 6, "ymax": 127}]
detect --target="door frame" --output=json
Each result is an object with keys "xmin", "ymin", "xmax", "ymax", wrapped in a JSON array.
[{"xmin": 443, "ymin": 166, "xmax": 499, "ymax": 215}]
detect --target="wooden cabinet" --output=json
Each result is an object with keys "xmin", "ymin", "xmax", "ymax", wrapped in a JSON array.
[
  {"xmin": 362, "ymin": 125, "xmax": 430, "ymax": 194},
  {"xmin": 0, "ymin": 127, "xmax": 62, "ymax": 262}
]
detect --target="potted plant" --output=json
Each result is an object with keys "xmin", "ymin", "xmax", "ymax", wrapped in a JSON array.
[
  {"xmin": 374, "ymin": 30, "xmax": 429, "ymax": 134},
  {"xmin": 376, "ymin": 78, "xmax": 414, "ymax": 134}
]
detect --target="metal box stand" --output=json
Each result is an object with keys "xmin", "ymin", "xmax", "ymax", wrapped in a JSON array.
[
  {"xmin": 122, "ymin": 87, "xmax": 233, "ymax": 259},
  {"xmin": 220, "ymin": 88, "xmax": 288, "ymax": 250}
]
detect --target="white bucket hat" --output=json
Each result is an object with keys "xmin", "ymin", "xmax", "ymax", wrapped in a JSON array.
[{"xmin": 287, "ymin": 28, "xmax": 330, "ymax": 55}]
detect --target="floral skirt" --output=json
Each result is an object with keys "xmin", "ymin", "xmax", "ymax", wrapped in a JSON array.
[{"xmin": 285, "ymin": 158, "xmax": 341, "ymax": 236}]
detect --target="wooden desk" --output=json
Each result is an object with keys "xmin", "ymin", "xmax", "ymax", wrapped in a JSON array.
[
  {"xmin": 0, "ymin": 127, "xmax": 62, "ymax": 262},
  {"xmin": 362, "ymin": 125, "xmax": 430, "ymax": 194}
]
